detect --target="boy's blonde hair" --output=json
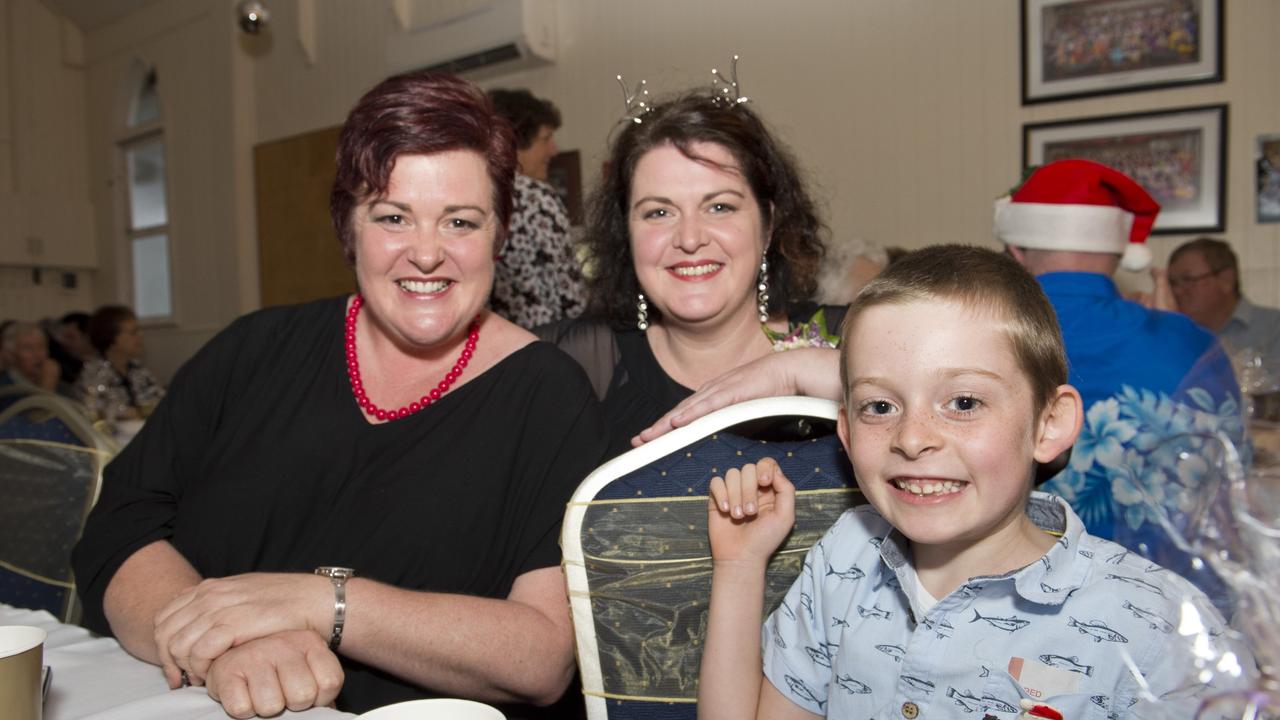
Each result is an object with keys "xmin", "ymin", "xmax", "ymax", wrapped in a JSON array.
[{"xmin": 838, "ymin": 244, "xmax": 1068, "ymax": 416}]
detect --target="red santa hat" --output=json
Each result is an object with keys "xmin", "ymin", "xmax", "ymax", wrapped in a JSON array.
[{"xmin": 993, "ymin": 159, "xmax": 1160, "ymax": 271}]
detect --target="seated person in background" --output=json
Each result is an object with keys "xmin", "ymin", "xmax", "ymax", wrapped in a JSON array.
[
  {"xmin": 49, "ymin": 311, "xmax": 93, "ymax": 386},
  {"xmin": 487, "ymin": 88, "xmax": 587, "ymax": 328},
  {"xmin": 79, "ymin": 305, "xmax": 165, "ymax": 421},
  {"xmin": 0, "ymin": 321, "xmax": 76, "ymax": 398},
  {"xmin": 697, "ymin": 245, "xmax": 1247, "ymax": 719},
  {"xmin": 1169, "ymin": 236, "xmax": 1280, "ymax": 391},
  {"xmin": 72, "ymin": 71, "xmax": 606, "ymax": 719},
  {"xmin": 541, "ymin": 85, "xmax": 840, "ymax": 458},
  {"xmin": 814, "ymin": 237, "xmax": 886, "ymax": 306}
]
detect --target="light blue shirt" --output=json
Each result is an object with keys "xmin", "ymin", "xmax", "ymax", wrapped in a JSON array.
[
  {"xmin": 761, "ymin": 493, "xmax": 1245, "ymax": 718},
  {"xmin": 1221, "ymin": 297, "xmax": 1280, "ymax": 390}
]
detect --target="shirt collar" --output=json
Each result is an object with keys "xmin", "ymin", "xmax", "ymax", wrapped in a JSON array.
[
  {"xmin": 874, "ymin": 492, "xmax": 1090, "ymax": 608},
  {"xmin": 1227, "ymin": 297, "xmax": 1254, "ymax": 331},
  {"xmin": 1035, "ymin": 271, "xmax": 1121, "ymax": 300}
]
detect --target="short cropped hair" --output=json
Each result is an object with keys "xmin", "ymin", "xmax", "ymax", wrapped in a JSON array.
[
  {"xmin": 1, "ymin": 321, "xmax": 42, "ymax": 352},
  {"xmin": 487, "ymin": 89, "xmax": 561, "ymax": 149},
  {"xmin": 584, "ymin": 92, "xmax": 827, "ymax": 329},
  {"xmin": 87, "ymin": 305, "xmax": 136, "ymax": 355},
  {"xmin": 330, "ymin": 72, "xmax": 517, "ymax": 263},
  {"xmin": 1169, "ymin": 237, "xmax": 1240, "ymax": 296},
  {"xmin": 839, "ymin": 245, "xmax": 1068, "ymax": 416}
]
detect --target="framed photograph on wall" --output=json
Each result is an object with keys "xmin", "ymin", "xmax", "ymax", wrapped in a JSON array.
[
  {"xmin": 1021, "ymin": 0, "xmax": 1223, "ymax": 105},
  {"xmin": 1259, "ymin": 134, "xmax": 1280, "ymax": 223},
  {"xmin": 1024, "ymin": 104, "xmax": 1226, "ymax": 234}
]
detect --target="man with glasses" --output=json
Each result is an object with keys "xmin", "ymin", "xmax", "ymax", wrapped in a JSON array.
[{"xmin": 1168, "ymin": 238, "xmax": 1280, "ymax": 387}]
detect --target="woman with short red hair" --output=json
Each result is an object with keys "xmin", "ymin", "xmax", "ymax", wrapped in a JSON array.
[{"xmin": 73, "ymin": 72, "xmax": 605, "ymax": 718}]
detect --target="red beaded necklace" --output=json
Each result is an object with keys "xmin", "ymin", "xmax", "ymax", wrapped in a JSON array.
[{"xmin": 344, "ymin": 294, "xmax": 479, "ymax": 421}]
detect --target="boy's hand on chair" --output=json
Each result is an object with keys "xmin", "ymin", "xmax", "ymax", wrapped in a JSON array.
[{"xmin": 707, "ymin": 457, "xmax": 796, "ymax": 565}]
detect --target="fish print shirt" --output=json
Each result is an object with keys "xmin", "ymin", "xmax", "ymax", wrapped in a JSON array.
[{"xmin": 761, "ymin": 493, "xmax": 1247, "ymax": 719}]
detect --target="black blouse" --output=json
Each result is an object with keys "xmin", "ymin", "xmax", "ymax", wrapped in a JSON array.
[
  {"xmin": 540, "ymin": 304, "xmax": 845, "ymax": 459},
  {"xmin": 72, "ymin": 297, "xmax": 608, "ymax": 714}
]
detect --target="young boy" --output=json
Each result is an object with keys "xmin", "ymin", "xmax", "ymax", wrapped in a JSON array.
[{"xmin": 697, "ymin": 245, "xmax": 1246, "ymax": 719}]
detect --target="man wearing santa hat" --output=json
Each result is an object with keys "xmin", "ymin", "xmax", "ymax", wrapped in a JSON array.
[{"xmin": 995, "ymin": 159, "xmax": 1240, "ymax": 592}]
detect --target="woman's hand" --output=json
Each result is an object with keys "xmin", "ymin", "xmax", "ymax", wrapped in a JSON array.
[
  {"xmin": 707, "ymin": 458, "xmax": 796, "ymax": 565},
  {"xmin": 205, "ymin": 630, "xmax": 344, "ymax": 719},
  {"xmin": 153, "ymin": 572, "xmax": 331, "ymax": 687},
  {"xmin": 633, "ymin": 348, "xmax": 841, "ymax": 446}
]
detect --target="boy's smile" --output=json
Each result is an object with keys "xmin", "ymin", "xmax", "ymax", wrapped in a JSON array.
[{"xmin": 838, "ymin": 299, "xmax": 1072, "ymax": 579}]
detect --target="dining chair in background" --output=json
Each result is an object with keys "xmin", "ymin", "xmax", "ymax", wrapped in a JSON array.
[
  {"xmin": 0, "ymin": 393, "xmax": 114, "ymax": 623},
  {"xmin": 562, "ymin": 397, "xmax": 860, "ymax": 720}
]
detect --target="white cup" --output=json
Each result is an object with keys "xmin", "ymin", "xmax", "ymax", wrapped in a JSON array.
[
  {"xmin": 357, "ymin": 698, "xmax": 506, "ymax": 720},
  {"xmin": 0, "ymin": 625, "xmax": 47, "ymax": 720}
]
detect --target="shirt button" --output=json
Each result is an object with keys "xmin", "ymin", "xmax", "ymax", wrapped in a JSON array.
[{"xmin": 901, "ymin": 701, "xmax": 919, "ymax": 718}]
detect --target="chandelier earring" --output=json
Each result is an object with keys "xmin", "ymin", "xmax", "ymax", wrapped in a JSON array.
[
  {"xmin": 757, "ymin": 256, "xmax": 770, "ymax": 323},
  {"xmin": 637, "ymin": 293, "xmax": 650, "ymax": 331}
]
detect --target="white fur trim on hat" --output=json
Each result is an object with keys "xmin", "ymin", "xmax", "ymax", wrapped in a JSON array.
[
  {"xmin": 994, "ymin": 198, "xmax": 1134, "ymax": 255},
  {"xmin": 1120, "ymin": 243, "xmax": 1152, "ymax": 272}
]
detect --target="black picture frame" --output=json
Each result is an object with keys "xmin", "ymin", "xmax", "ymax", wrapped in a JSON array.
[
  {"xmin": 1024, "ymin": 104, "xmax": 1227, "ymax": 234},
  {"xmin": 1258, "ymin": 134, "xmax": 1280, "ymax": 224},
  {"xmin": 1021, "ymin": 0, "xmax": 1224, "ymax": 105}
]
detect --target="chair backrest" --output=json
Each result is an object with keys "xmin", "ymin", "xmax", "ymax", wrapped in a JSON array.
[
  {"xmin": 0, "ymin": 394, "xmax": 113, "ymax": 623},
  {"xmin": 0, "ymin": 384, "xmax": 36, "ymax": 415},
  {"xmin": 562, "ymin": 397, "xmax": 860, "ymax": 720}
]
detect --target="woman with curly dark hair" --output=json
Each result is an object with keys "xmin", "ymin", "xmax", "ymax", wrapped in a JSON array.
[{"xmin": 541, "ymin": 90, "xmax": 844, "ymax": 458}]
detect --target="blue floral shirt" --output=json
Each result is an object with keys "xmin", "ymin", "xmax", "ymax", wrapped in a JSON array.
[
  {"xmin": 1036, "ymin": 273, "xmax": 1242, "ymax": 598},
  {"xmin": 762, "ymin": 494, "xmax": 1246, "ymax": 719}
]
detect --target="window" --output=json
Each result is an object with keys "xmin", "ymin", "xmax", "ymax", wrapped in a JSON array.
[{"xmin": 120, "ymin": 68, "xmax": 172, "ymax": 320}]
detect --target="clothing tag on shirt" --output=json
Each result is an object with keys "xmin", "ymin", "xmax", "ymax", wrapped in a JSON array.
[{"xmin": 1008, "ymin": 656, "xmax": 1081, "ymax": 699}]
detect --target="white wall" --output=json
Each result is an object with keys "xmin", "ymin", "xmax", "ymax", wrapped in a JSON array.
[
  {"xmin": 248, "ymin": 0, "xmax": 1280, "ymax": 306},
  {"xmin": 8, "ymin": 0, "xmax": 1279, "ymax": 379},
  {"xmin": 0, "ymin": 0, "xmax": 95, "ymax": 321},
  {"xmin": 78, "ymin": 0, "xmax": 257, "ymax": 382}
]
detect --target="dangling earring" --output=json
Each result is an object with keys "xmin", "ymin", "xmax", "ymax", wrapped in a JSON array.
[
  {"xmin": 757, "ymin": 256, "xmax": 770, "ymax": 323},
  {"xmin": 637, "ymin": 293, "xmax": 650, "ymax": 331}
]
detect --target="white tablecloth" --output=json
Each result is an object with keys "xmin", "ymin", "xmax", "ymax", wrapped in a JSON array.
[{"xmin": 0, "ymin": 604, "xmax": 355, "ymax": 720}]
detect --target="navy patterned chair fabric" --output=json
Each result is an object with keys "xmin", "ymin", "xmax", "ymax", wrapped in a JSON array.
[
  {"xmin": 0, "ymin": 394, "xmax": 113, "ymax": 623},
  {"xmin": 562, "ymin": 397, "xmax": 860, "ymax": 720}
]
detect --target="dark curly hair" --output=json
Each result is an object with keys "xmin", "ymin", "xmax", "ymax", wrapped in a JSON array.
[
  {"xmin": 87, "ymin": 305, "xmax": 136, "ymax": 355},
  {"xmin": 330, "ymin": 71, "xmax": 517, "ymax": 263},
  {"xmin": 487, "ymin": 88, "xmax": 562, "ymax": 150},
  {"xmin": 583, "ymin": 93, "xmax": 826, "ymax": 329}
]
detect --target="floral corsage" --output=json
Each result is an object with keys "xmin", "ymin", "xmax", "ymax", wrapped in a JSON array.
[{"xmin": 763, "ymin": 308, "xmax": 841, "ymax": 351}]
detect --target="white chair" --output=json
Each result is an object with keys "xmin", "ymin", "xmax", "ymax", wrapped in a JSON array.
[{"xmin": 562, "ymin": 397, "xmax": 860, "ymax": 720}]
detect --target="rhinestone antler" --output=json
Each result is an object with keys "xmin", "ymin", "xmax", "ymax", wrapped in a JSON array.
[
  {"xmin": 616, "ymin": 74, "xmax": 651, "ymax": 124},
  {"xmin": 710, "ymin": 54, "xmax": 749, "ymax": 107}
]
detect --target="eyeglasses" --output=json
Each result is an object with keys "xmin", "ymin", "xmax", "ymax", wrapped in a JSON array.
[{"xmin": 1169, "ymin": 268, "xmax": 1225, "ymax": 289}]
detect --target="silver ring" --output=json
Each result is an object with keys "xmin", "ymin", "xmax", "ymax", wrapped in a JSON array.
[{"xmin": 180, "ymin": 670, "xmax": 191, "ymax": 687}]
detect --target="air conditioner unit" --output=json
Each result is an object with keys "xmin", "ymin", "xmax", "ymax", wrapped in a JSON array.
[{"xmin": 386, "ymin": 0, "xmax": 556, "ymax": 80}]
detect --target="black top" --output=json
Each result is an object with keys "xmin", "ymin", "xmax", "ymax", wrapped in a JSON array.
[
  {"xmin": 72, "ymin": 297, "xmax": 608, "ymax": 715},
  {"xmin": 539, "ymin": 304, "xmax": 845, "ymax": 459}
]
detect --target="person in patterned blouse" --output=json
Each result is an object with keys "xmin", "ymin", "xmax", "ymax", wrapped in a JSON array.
[
  {"xmin": 697, "ymin": 246, "xmax": 1249, "ymax": 719},
  {"xmin": 78, "ymin": 304, "xmax": 165, "ymax": 421},
  {"xmin": 487, "ymin": 88, "xmax": 587, "ymax": 328}
]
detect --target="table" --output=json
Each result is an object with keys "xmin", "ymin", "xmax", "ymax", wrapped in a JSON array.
[{"xmin": 1, "ymin": 604, "xmax": 355, "ymax": 719}]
